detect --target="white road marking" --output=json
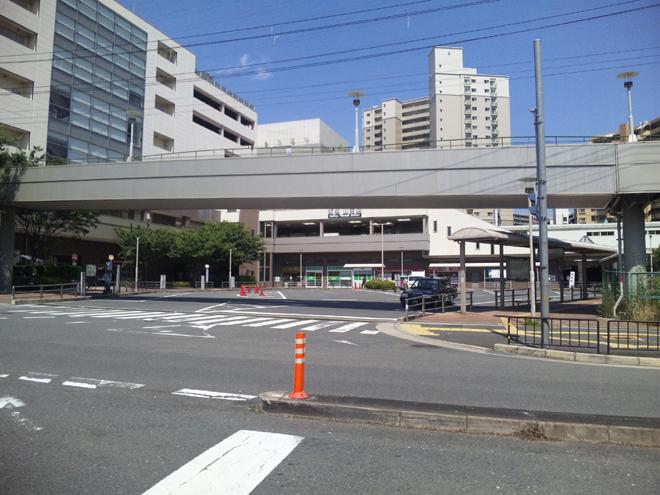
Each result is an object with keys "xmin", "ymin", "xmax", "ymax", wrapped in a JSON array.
[
  {"xmin": 321, "ymin": 298, "xmax": 358, "ymax": 301},
  {"xmin": 360, "ymin": 329, "xmax": 381, "ymax": 335},
  {"xmin": 213, "ymin": 317, "xmax": 270, "ymax": 326},
  {"xmin": 23, "ymin": 316, "xmax": 56, "ymax": 319},
  {"xmin": 158, "ymin": 314, "xmax": 224, "ymax": 322},
  {"xmin": 329, "ymin": 322, "xmax": 367, "ymax": 333},
  {"xmin": 0, "ymin": 396, "xmax": 25, "ymax": 408},
  {"xmin": 142, "ymin": 430, "xmax": 303, "ymax": 495},
  {"xmin": 19, "ymin": 372, "xmax": 57, "ymax": 384},
  {"xmin": 172, "ymin": 389, "xmax": 256, "ymax": 401},
  {"xmin": 483, "ymin": 289, "xmax": 495, "ymax": 294},
  {"xmin": 0, "ymin": 396, "xmax": 43, "ymax": 432},
  {"xmin": 91, "ymin": 311, "xmax": 148, "ymax": 318},
  {"xmin": 334, "ymin": 339, "xmax": 359, "ymax": 346},
  {"xmin": 114, "ymin": 312, "xmax": 168, "ymax": 319},
  {"xmin": 62, "ymin": 381, "xmax": 96, "ymax": 389},
  {"xmin": 195, "ymin": 302, "xmax": 228, "ymax": 313},
  {"xmin": 68, "ymin": 377, "xmax": 144, "ymax": 389},
  {"xmin": 0, "ymin": 316, "xmax": 8, "ymax": 319},
  {"xmin": 143, "ymin": 324, "xmax": 182, "ymax": 329},
  {"xmin": 65, "ymin": 321, "xmax": 88, "ymax": 324},
  {"xmin": 105, "ymin": 328, "xmax": 215, "ymax": 339},
  {"xmin": 244, "ymin": 319, "xmax": 293, "ymax": 327},
  {"xmin": 277, "ymin": 291, "xmax": 287, "ymax": 299},
  {"xmin": 0, "ymin": 374, "xmax": 9, "ymax": 378},
  {"xmin": 272, "ymin": 319, "xmax": 319, "ymax": 329},
  {"xmin": 224, "ymin": 309, "xmax": 395, "ymax": 322},
  {"xmin": 300, "ymin": 321, "xmax": 341, "ymax": 331}
]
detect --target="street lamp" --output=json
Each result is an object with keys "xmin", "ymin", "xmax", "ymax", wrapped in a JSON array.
[
  {"xmin": 204, "ymin": 264, "xmax": 210, "ymax": 285},
  {"xmin": 348, "ymin": 90, "xmax": 364, "ymax": 153},
  {"xmin": 617, "ymin": 71, "xmax": 639, "ymax": 143},
  {"xmin": 373, "ymin": 222, "xmax": 392, "ymax": 279}
]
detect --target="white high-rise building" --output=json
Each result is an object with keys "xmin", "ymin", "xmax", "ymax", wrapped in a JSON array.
[
  {"xmin": 428, "ymin": 46, "xmax": 510, "ymax": 148},
  {"xmin": 0, "ymin": 0, "xmax": 256, "ymax": 162}
]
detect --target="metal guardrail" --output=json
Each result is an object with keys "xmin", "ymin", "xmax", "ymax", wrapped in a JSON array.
[
  {"xmin": 507, "ymin": 317, "xmax": 660, "ymax": 355},
  {"xmin": 403, "ymin": 292, "xmax": 473, "ymax": 321},
  {"xmin": 507, "ymin": 316, "xmax": 600, "ymax": 351},
  {"xmin": 607, "ymin": 320, "xmax": 660, "ymax": 354},
  {"xmin": 494, "ymin": 289, "xmax": 532, "ymax": 308},
  {"xmin": 11, "ymin": 283, "xmax": 80, "ymax": 301}
]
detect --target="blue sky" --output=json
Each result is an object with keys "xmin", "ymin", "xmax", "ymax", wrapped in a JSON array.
[{"xmin": 118, "ymin": 0, "xmax": 660, "ymax": 144}]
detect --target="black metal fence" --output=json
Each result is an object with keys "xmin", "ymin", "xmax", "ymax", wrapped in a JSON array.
[
  {"xmin": 403, "ymin": 292, "xmax": 473, "ymax": 321},
  {"xmin": 506, "ymin": 316, "xmax": 660, "ymax": 355},
  {"xmin": 506, "ymin": 316, "xmax": 601, "ymax": 351},
  {"xmin": 607, "ymin": 320, "xmax": 660, "ymax": 354}
]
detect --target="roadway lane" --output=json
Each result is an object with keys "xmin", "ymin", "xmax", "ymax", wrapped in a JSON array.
[
  {"xmin": 1, "ymin": 302, "xmax": 659, "ymax": 417},
  {"xmin": 1, "ymin": 379, "xmax": 658, "ymax": 495}
]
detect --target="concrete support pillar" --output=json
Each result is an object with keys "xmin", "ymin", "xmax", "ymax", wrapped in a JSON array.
[
  {"xmin": 319, "ymin": 221, "xmax": 324, "ymax": 237},
  {"xmin": 581, "ymin": 254, "xmax": 588, "ymax": 300},
  {"xmin": 459, "ymin": 241, "xmax": 466, "ymax": 313},
  {"xmin": 0, "ymin": 207, "xmax": 16, "ymax": 293},
  {"xmin": 269, "ymin": 251, "xmax": 274, "ymax": 288},
  {"xmin": 622, "ymin": 200, "xmax": 646, "ymax": 274},
  {"xmin": 499, "ymin": 244, "xmax": 505, "ymax": 308}
]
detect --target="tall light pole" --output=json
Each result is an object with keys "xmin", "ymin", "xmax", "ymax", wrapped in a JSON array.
[
  {"xmin": 228, "ymin": 248, "xmax": 232, "ymax": 288},
  {"xmin": 348, "ymin": 91, "xmax": 364, "ymax": 153},
  {"xmin": 373, "ymin": 222, "xmax": 391, "ymax": 279},
  {"xmin": 533, "ymin": 39, "xmax": 550, "ymax": 348},
  {"xmin": 134, "ymin": 236, "xmax": 139, "ymax": 291},
  {"xmin": 649, "ymin": 232, "xmax": 654, "ymax": 272},
  {"xmin": 617, "ymin": 71, "xmax": 639, "ymax": 143},
  {"xmin": 526, "ymin": 187, "xmax": 537, "ymax": 315}
]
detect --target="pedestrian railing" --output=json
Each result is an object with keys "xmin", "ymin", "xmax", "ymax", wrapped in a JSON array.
[
  {"xmin": 506, "ymin": 316, "xmax": 660, "ymax": 355},
  {"xmin": 494, "ymin": 289, "xmax": 532, "ymax": 308},
  {"xmin": 11, "ymin": 283, "xmax": 80, "ymax": 301},
  {"xmin": 607, "ymin": 320, "xmax": 660, "ymax": 354},
  {"xmin": 403, "ymin": 292, "xmax": 473, "ymax": 321}
]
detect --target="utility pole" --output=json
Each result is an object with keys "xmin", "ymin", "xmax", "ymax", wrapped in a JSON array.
[
  {"xmin": 228, "ymin": 248, "xmax": 232, "ymax": 288},
  {"xmin": 533, "ymin": 39, "xmax": 550, "ymax": 348},
  {"xmin": 134, "ymin": 236, "xmax": 139, "ymax": 291}
]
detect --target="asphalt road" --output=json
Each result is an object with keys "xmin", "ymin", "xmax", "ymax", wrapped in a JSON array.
[{"xmin": 1, "ymin": 289, "xmax": 659, "ymax": 493}]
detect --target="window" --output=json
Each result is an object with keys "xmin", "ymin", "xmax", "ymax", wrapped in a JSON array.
[
  {"xmin": 0, "ymin": 15, "xmax": 38, "ymax": 49},
  {"xmin": 447, "ymin": 226, "xmax": 452, "ymax": 236},
  {"xmin": 10, "ymin": 0, "xmax": 40, "ymax": 15},
  {"xmin": 155, "ymin": 95, "xmax": 175, "ymax": 116},
  {"xmin": 433, "ymin": 221, "xmax": 438, "ymax": 233},
  {"xmin": 157, "ymin": 41, "xmax": 178, "ymax": 64},
  {"xmin": 153, "ymin": 131, "xmax": 174, "ymax": 151},
  {"xmin": 156, "ymin": 68, "xmax": 176, "ymax": 89}
]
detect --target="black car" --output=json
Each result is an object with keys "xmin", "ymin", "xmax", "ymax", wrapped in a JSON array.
[{"xmin": 400, "ymin": 277, "xmax": 458, "ymax": 308}]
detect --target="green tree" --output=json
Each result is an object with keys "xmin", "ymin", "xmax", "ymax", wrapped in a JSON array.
[
  {"xmin": 0, "ymin": 133, "xmax": 43, "ymax": 210},
  {"xmin": 115, "ymin": 225, "xmax": 178, "ymax": 278},
  {"xmin": 17, "ymin": 209, "xmax": 99, "ymax": 259}
]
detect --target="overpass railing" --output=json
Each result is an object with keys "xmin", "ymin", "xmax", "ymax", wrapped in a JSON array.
[{"xmin": 41, "ymin": 136, "xmax": 658, "ymax": 166}]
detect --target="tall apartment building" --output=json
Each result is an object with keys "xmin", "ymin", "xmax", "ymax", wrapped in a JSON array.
[
  {"xmin": 428, "ymin": 47, "xmax": 510, "ymax": 148},
  {"xmin": 362, "ymin": 96, "xmax": 430, "ymax": 150},
  {"xmin": 0, "ymin": 0, "xmax": 256, "ymax": 163}
]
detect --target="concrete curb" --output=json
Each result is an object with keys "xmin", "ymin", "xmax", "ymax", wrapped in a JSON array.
[
  {"xmin": 494, "ymin": 343, "xmax": 660, "ymax": 368},
  {"xmin": 377, "ymin": 322, "xmax": 491, "ymax": 353},
  {"xmin": 9, "ymin": 296, "xmax": 91, "ymax": 305},
  {"xmin": 257, "ymin": 392, "xmax": 660, "ymax": 448}
]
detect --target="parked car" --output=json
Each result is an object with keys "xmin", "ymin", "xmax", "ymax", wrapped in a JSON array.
[
  {"xmin": 398, "ymin": 275, "xmax": 425, "ymax": 290},
  {"xmin": 400, "ymin": 277, "xmax": 458, "ymax": 308}
]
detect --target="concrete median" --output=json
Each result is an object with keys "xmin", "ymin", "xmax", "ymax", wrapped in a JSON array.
[{"xmin": 257, "ymin": 391, "xmax": 660, "ymax": 448}]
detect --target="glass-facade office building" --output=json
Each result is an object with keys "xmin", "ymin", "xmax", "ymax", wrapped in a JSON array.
[{"xmin": 47, "ymin": 0, "xmax": 147, "ymax": 163}]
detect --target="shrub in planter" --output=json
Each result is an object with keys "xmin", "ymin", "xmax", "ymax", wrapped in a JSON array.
[
  {"xmin": 364, "ymin": 279, "xmax": 396, "ymax": 291},
  {"xmin": 237, "ymin": 275, "xmax": 256, "ymax": 284}
]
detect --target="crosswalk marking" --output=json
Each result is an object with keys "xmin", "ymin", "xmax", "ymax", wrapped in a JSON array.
[
  {"xmin": 244, "ymin": 319, "xmax": 293, "ymax": 327},
  {"xmin": 5, "ymin": 306, "xmax": 380, "ymax": 336},
  {"xmin": 271, "ymin": 319, "xmax": 319, "ymax": 329},
  {"xmin": 142, "ymin": 430, "xmax": 303, "ymax": 495},
  {"xmin": 300, "ymin": 321, "xmax": 341, "ymax": 331},
  {"xmin": 329, "ymin": 322, "xmax": 367, "ymax": 333}
]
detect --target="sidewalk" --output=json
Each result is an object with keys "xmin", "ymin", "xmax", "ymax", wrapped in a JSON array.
[{"xmin": 403, "ymin": 299, "xmax": 608, "ymax": 349}]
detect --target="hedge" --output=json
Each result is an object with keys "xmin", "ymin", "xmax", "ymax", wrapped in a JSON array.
[
  {"xmin": 13, "ymin": 264, "xmax": 81, "ymax": 285},
  {"xmin": 364, "ymin": 279, "xmax": 396, "ymax": 291}
]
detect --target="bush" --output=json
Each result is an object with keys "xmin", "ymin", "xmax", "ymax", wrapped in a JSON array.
[
  {"xmin": 169, "ymin": 281, "xmax": 192, "ymax": 288},
  {"xmin": 364, "ymin": 279, "xmax": 396, "ymax": 291},
  {"xmin": 237, "ymin": 275, "xmax": 256, "ymax": 283},
  {"xmin": 13, "ymin": 264, "xmax": 81, "ymax": 285}
]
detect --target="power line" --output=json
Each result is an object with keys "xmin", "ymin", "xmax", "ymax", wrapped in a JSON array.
[
  {"xmin": 1, "ymin": 1, "xmax": 654, "ymax": 99},
  {"xmin": 0, "ymin": 0, "xmax": 500, "ymax": 64}
]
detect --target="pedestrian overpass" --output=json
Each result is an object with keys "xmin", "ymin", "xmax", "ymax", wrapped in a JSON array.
[{"xmin": 1, "ymin": 142, "xmax": 659, "ymax": 291}]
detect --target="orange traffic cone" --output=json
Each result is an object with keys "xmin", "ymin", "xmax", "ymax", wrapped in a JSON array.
[
  {"xmin": 240, "ymin": 285, "xmax": 246, "ymax": 296},
  {"xmin": 260, "ymin": 285, "xmax": 264, "ymax": 296}
]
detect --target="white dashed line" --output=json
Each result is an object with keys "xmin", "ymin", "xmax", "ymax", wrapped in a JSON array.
[
  {"xmin": 62, "ymin": 381, "xmax": 97, "ymax": 389},
  {"xmin": 244, "ymin": 319, "xmax": 293, "ymax": 327},
  {"xmin": 19, "ymin": 372, "xmax": 57, "ymax": 384},
  {"xmin": 23, "ymin": 316, "xmax": 56, "ymax": 319},
  {"xmin": 272, "ymin": 319, "xmax": 319, "ymax": 329},
  {"xmin": 172, "ymin": 389, "xmax": 256, "ymax": 401},
  {"xmin": 333, "ymin": 339, "xmax": 359, "ymax": 346},
  {"xmin": 300, "ymin": 321, "xmax": 341, "ymax": 331},
  {"xmin": 143, "ymin": 324, "xmax": 182, "ymax": 329},
  {"xmin": 360, "ymin": 329, "xmax": 381, "ymax": 335},
  {"xmin": 0, "ymin": 374, "xmax": 9, "ymax": 378}
]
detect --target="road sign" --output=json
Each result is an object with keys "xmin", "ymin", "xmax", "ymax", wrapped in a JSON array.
[{"xmin": 569, "ymin": 271, "xmax": 576, "ymax": 288}]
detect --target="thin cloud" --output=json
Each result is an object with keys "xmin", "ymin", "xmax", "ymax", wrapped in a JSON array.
[{"xmin": 214, "ymin": 53, "xmax": 273, "ymax": 81}]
